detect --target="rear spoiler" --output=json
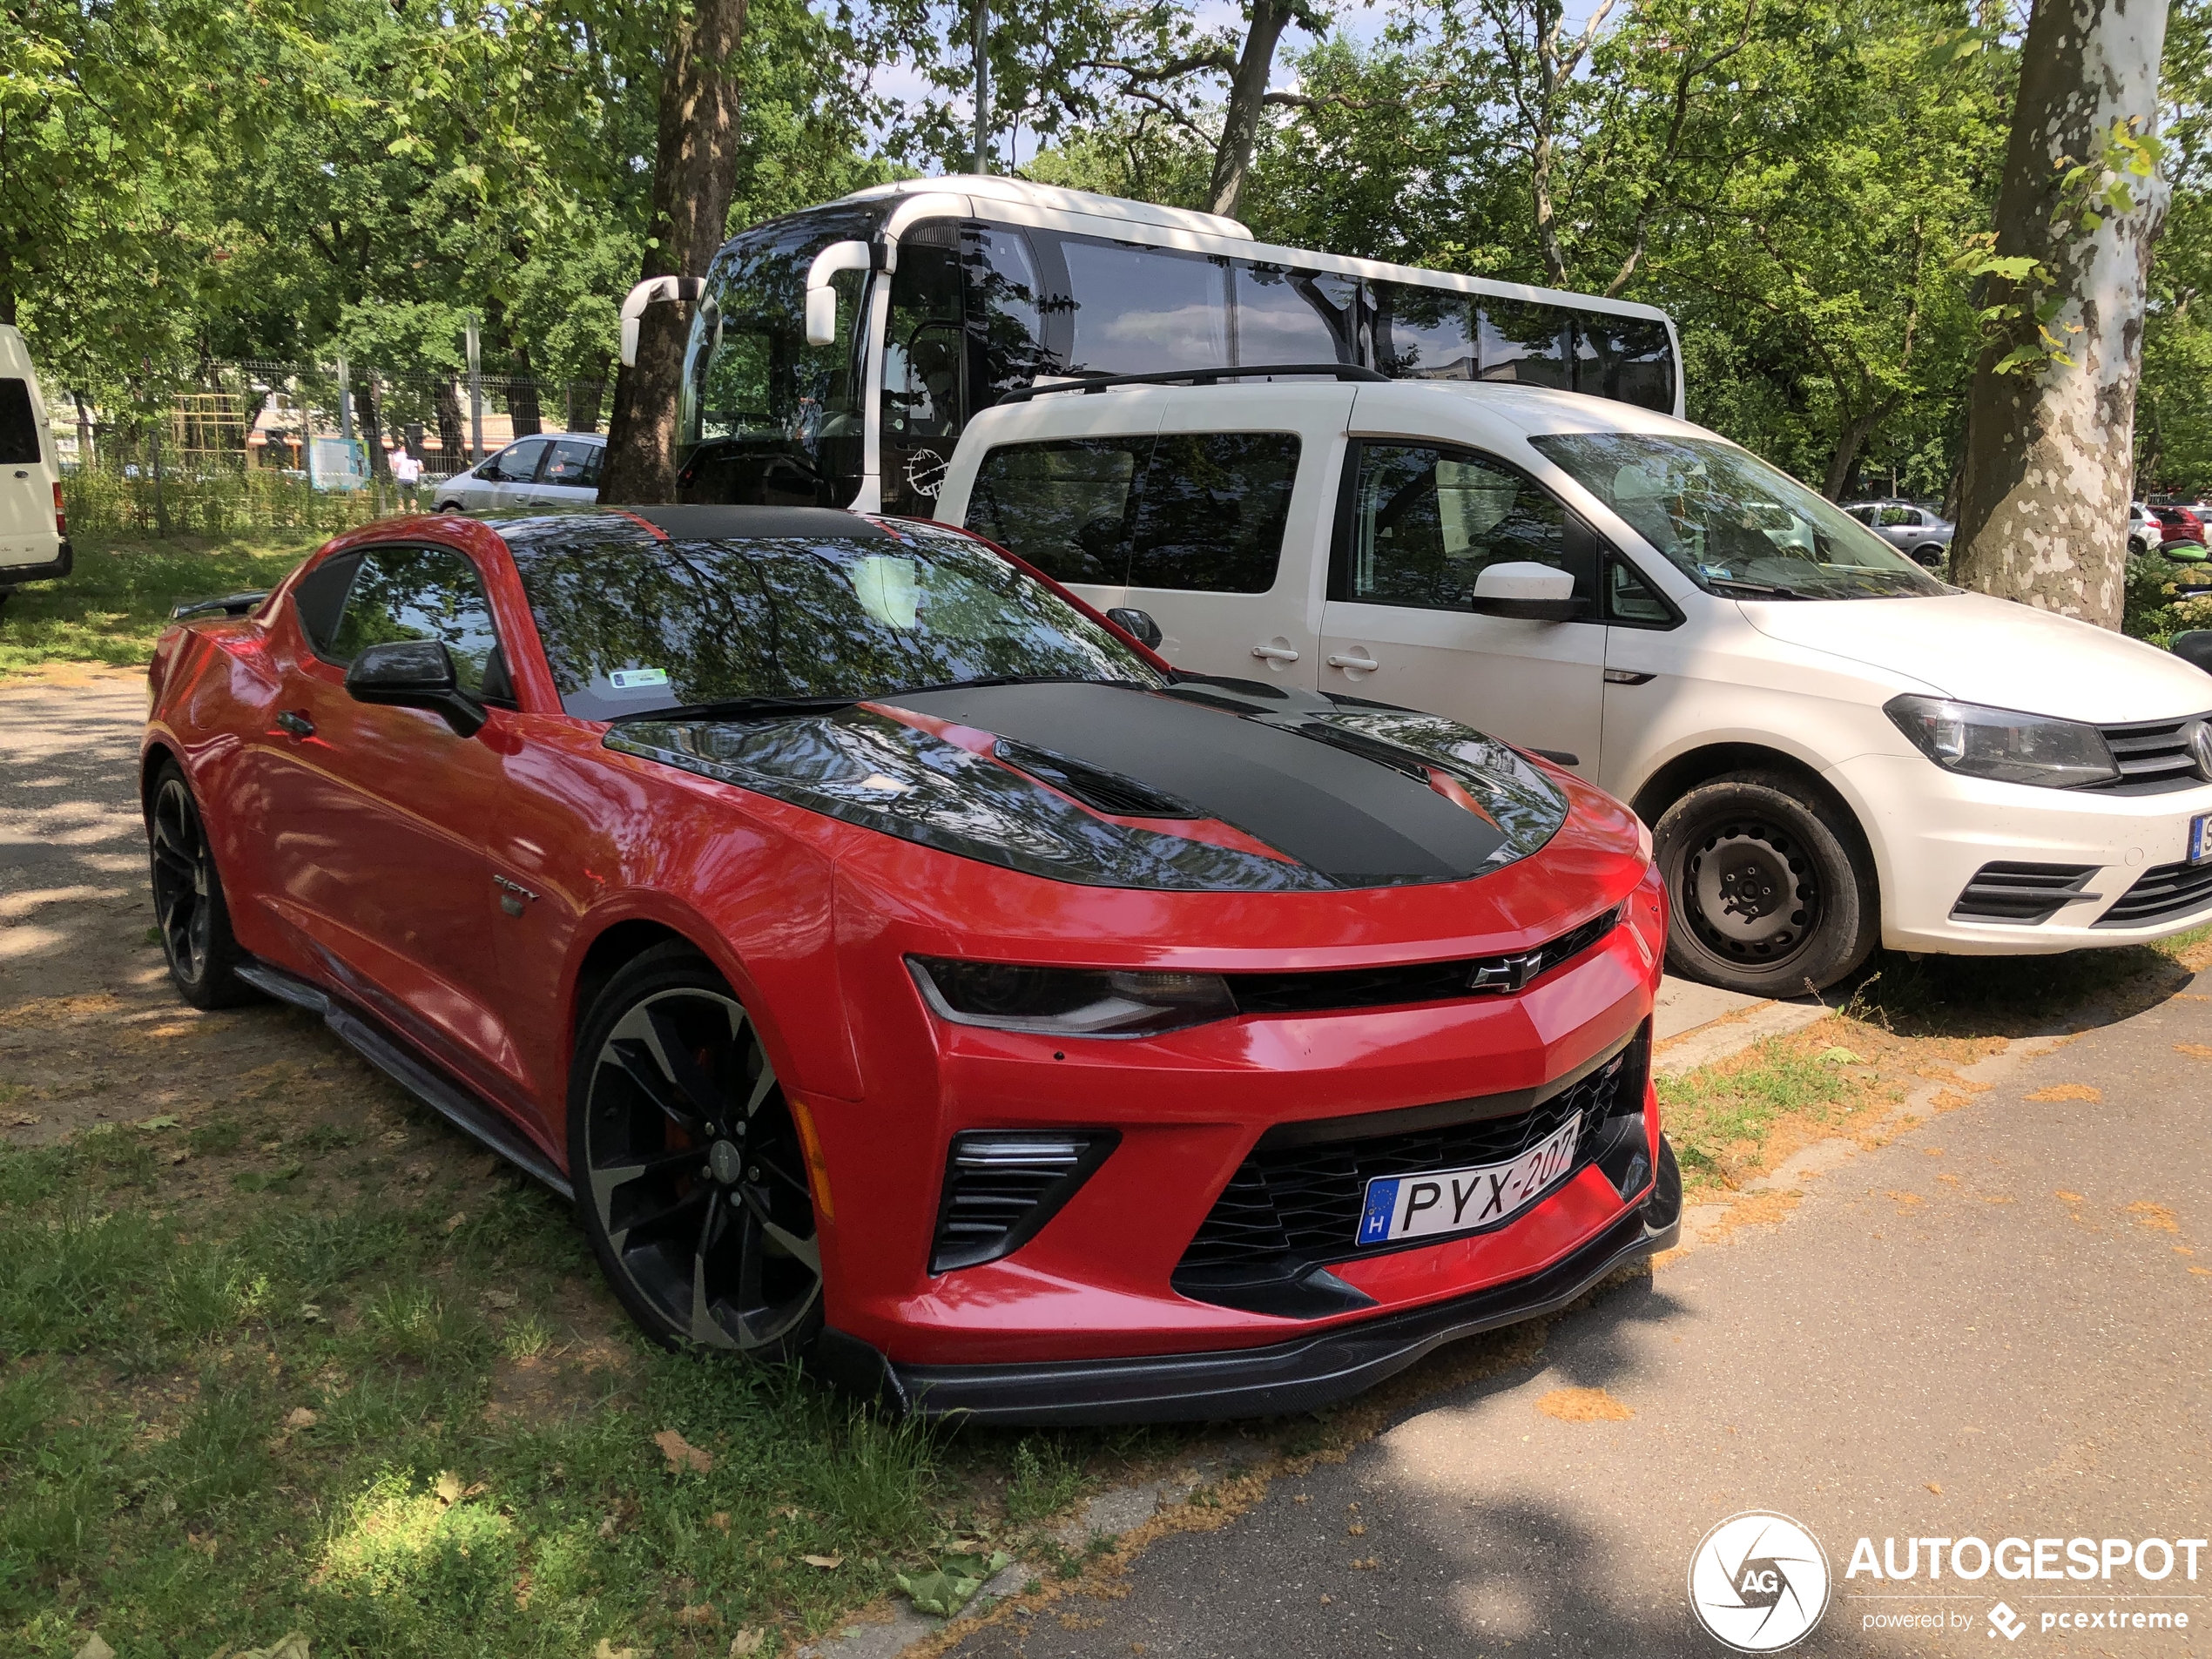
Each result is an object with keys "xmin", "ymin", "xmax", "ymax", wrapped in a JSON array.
[{"xmin": 170, "ymin": 590, "xmax": 269, "ymax": 621}]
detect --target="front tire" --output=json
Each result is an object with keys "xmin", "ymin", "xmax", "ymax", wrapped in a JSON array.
[
  {"xmin": 1654, "ymin": 772, "xmax": 1877, "ymax": 997},
  {"xmin": 146, "ymin": 762, "xmax": 255, "ymax": 1009},
  {"xmin": 567, "ymin": 946, "xmax": 824, "ymax": 1360}
]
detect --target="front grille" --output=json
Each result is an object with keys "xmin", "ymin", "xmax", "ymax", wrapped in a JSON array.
[
  {"xmin": 930, "ymin": 1130, "xmax": 1117, "ymax": 1273},
  {"xmin": 1950, "ymin": 861, "xmax": 2100, "ymax": 924},
  {"xmin": 1176, "ymin": 1028, "xmax": 1649, "ymax": 1287},
  {"xmin": 1227, "ymin": 903, "xmax": 1623, "ymax": 1015},
  {"xmin": 2087, "ymin": 713, "xmax": 2212, "ymax": 794},
  {"xmin": 2094, "ymin": 858, "xmax": 2212, "ymax": 927}
]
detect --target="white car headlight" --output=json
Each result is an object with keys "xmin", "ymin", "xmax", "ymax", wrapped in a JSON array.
[{"xmin": 1885, "ymin": 694, "xmax": 2119, "ymax": 788}]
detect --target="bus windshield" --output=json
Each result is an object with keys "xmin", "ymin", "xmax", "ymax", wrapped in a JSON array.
[{"xmin": 678, "ymin": 206, "xmax": 881, "ymax": 508}]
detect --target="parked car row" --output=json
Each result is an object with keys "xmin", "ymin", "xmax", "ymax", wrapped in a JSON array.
[{"xmin": 2134, "ymin": 499, "xmax": 2209, "ymax": 556}]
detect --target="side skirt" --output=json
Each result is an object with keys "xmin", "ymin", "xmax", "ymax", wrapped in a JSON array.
[{"xmin": 235, "ymin": 957, "xmax": 574, "ymax": 1200}]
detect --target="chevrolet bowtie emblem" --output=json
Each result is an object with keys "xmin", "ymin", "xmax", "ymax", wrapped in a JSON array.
[{"xmin": 1468, "ymin": 951, "xmax": 1544, "ymax": 994}]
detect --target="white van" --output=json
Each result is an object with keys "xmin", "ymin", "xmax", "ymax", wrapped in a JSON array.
[
  {"xmin": 934, "ymin": 374, "xmax": 2212, "ymax": 995},
  {"xmin": 0, "ymin": 325, "xmax": 71, "ymax": 603}
]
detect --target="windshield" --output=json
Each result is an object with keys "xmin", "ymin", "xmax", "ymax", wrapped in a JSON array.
[
  {"xmin": 516, "ymin": 524, "xmax": 1166, "ymax": 722},
  {"xmin": 1530, "ymin": 433, "xmax": 1946, "ymax": 599}
]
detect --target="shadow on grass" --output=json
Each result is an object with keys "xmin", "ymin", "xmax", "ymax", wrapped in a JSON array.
[{"xmin": 1839, "ymin": 925, "xmax": 2210, "ymax": 1041}]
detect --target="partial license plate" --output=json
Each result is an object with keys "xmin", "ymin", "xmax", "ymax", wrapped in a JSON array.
[
  {"xmin": 2192, "ymin": 813, "xmax": 2212, "ymax": 866},
  {"xmin": 1355, "ymin": 1118, "xmax": 1581, "ymax": 1247}
]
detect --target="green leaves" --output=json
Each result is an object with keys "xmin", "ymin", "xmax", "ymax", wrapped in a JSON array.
[{"xmin": 895, "ymin": 1547, "xmax": 1012, "ymax": 1618}]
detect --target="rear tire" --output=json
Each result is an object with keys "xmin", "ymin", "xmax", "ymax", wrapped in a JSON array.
[
  {"xmin": 1654, "ymin": 771, "xmax": 1877, "ymax": 997},
  {"xmin": 567, "ymin": 945, "xmax": 824, "ymax": 1360},
  {"xmin": 146, "ymin": 762, "xmax": 256, "ymax": 1009}
]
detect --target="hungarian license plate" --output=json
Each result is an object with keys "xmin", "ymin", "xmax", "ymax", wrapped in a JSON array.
[
  {"xmin": 1355, "ymin": 1118, "xmax": 1580, "ymax": 1247},
  {"xmin": 2191, "ymin": 813, "xmax": 2212, "ymax": 866}
]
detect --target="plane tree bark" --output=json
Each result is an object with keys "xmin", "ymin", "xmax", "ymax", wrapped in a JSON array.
[
  {"xmin": 598, "ymin": 0, "xmax": 749, "ymax": 505},
  {"xmin": 1949, "ymin": 0, "xmax": 2172, "ymax": 626}
]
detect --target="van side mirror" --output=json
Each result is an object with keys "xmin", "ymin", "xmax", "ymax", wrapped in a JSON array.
[
  {"xmin": 345, "ymin": 640, "xmax": 488, "ymax": 738},
  {"xmin": 1467, "ymin": 562, "xmax": 1584, "ymax": 622},
  {"xmin": 1105, "ymin": 606, "xmax": 1163, "ymax": 649}
]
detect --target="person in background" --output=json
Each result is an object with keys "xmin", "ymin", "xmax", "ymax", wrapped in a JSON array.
[{"xmin": 388, "ymin": 442, "xmax": 424, "ymax": 510}]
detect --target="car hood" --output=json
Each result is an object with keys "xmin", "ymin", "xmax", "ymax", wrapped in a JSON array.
[
  {"xmin": 606, "ymin": 678, "xmax": 1574, "ymax": 891},
  {"xmin": 1740, "ymin": 591, "xmax": 2212, "ymax": 723}
]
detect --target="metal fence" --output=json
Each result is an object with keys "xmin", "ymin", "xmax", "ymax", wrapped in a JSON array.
[{"xmin": 55, "ymin": 358, "xmax": 609, "ymax": 535}]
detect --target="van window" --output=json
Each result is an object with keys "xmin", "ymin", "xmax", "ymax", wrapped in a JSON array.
[
  {"xmin": 1339, "ymin": 442, "xmax": 1591, "ymax": 610},
  {"xmin": 967, "ymin": 439, "xmax": 1146, "ymax": 585},
  {"xmin": 1060, "ymin": 240, "xmax": 1231, "ymax": 375},
  {"xmin": 1369, "ymin": 285, "xmax": 1475, "ymax": 379},
  {"xmin": 1127, "ymin": 434, "xmax": 1300, "ymax": 593},
  {"xmin": 1606, "ymin": 557, "xmax": 1674, "ymax": 624},
  {"xmin": 1573, "ymin": 315, "xmax": 1675, "ymax": 413},
  {"xmin": 1232, "ymin": 263, "xmax": 1355, "ymax": 365},
  {"xmin": 0, "ymin": 380, "xmax": 40, "ymax": 467},
  {"xmin": 1477, "ymin": 301, "xmax": 1572, "ymax": 388}
]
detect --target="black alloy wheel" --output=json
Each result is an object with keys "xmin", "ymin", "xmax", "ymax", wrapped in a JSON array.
[
  {"xmin": 569, "ymin": 948, "xmax": 823, "ymax": 1359},
  {"xmin": 146, "ymin": 763, "xmax": 253, "ymax": 1008},
  {"xmin": 1654, "ymin": 771, "xmax": 1878, "ymax": 997}
]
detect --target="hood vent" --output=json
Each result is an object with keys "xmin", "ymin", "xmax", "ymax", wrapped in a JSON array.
[{"xmin": 994, "ymin": 739, "xmax": 1204, "ymax": 819}]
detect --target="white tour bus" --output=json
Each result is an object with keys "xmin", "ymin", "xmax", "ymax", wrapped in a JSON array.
[{"xmin": 622, "ymin": 176, "xmax": 1683, "ymax": 519}]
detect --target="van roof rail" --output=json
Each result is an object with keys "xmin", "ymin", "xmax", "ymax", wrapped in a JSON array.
[{"xmin": 995, "ymin": 363, "xmax": 1388, "ymax": 404}]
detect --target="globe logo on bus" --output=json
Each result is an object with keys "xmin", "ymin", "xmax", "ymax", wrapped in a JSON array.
[{"xmin": 1688, "ymin": 1511, "xmax": 1831, "ymax": 1652}]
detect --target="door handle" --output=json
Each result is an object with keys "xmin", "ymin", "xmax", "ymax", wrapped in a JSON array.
[
  {"xmin": 1250, "ymin": 644, "xmax": 1300, "ymax": 663},
  {"xmin": 275, "ymin": 710, "xmax": 315, "ymax": 738},
  {"xmin": 1326, "ymin": 651, "xmax": 1379, "ymax": 671}
]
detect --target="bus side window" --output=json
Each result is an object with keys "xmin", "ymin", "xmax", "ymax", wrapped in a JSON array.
[
  {"xmin": 1477, "ymin": 300, "xmax": 1571, "ymax": 389},
  {"xmin": 964, "ymin": 227, "xmax": 1057, "ymax": 406},
  {"xmin": 1232, "ymin": 263, "xmax": 1354, "ymax": 367},
  {"xmin": 1057, "ymin": 239, "xmax": 1231, "ymax": 376},
  {"xmin": 966, "ymin": 439, "xmax": 1149, "ymax": 586},
  {"xmin": 1369, "ymin": 283, "xmax": 1475, "ymax": 379},
  {"xmin": 1575, "ymin": 315, "xmax": 1676, "ymax": 413}
]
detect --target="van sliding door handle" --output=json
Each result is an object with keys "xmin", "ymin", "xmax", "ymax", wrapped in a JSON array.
[
  {"xmin": 1250, "ymin": 644, "xmax": 1300, "ymax": 663},
  {"xmin": 1326, "ymin": 651, "xmax": 1379, "ymax": 671}
]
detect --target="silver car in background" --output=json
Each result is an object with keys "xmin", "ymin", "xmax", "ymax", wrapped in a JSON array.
[
  {"xmin": 1842, "ymin": 499, "xmax": 1953, "ymax": 568},
  {"xmin": 434, "ymin": 432, "xmax": 604, "ymax": 514}
]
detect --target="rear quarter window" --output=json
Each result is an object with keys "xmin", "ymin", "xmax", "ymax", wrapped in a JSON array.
[{"xmin": 0, "ymin": 380, "xmax": 41, "ymax": 467}]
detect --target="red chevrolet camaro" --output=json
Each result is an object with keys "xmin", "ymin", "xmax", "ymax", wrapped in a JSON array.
[{"xmin": 143, "ymin": 504, "xmax": 1677, "ymax": 1422}]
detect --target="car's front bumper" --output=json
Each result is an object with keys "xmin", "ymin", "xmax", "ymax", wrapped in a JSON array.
[
  {"xmin": 1834, "ymin": 752, "xmax": 2212, "ymax": 952},
  {"xmin": 818, "ymin": 1139, "xmax": 1681, "ymax": 1425}
]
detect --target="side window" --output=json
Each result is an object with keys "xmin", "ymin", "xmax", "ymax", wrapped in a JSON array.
[
  {"xmin": 1369, "ymin": 284, "xmax": 1475, "ymax": 379},
  {"xmin": 965, "ymin": 438, "xmax": 1149, "ymax": 585},
  {"xmin": 494, "ymin": 438, "xmax": 550, "ymax": 483},
  {"xmin": 964, "ymin": 226, "xmax": 1057, "ymax": 407},
  {"xmin": 325, "ymin": 547, "xmax": 502, "ymax": 694},
  {"xmin": 1574, "ymin": 315, "xmax": 1676, "ymax": 412},
  {"xmin": 0, "ymin": 379, "xmax": 39, "ymax": 466},
  {"xmin": 1232, "ymin": 262, "xmax": 1354, "ymax": 366},
  {"xmin": 293, "ymin": 551, "xmax": 364, "ymax": 655},
  {"xmin": 1876, "ymin": 505, "xmax": 1918, "ymax": 528},
  {"xmin": 1605, "ymin": 556, "xmax": 1675, "ymax": 625},
  {"xmin": 544, "ymin": 438, "xmax": 602, "ymax": 489},
  {"xmin": 1339, "ymin": 443, "xmax": 1590, "ymax": 610},
  {"xmin": 1058, "ymin": 239, "xmax": 1231, "ymax": 376},
  {"xmin": 884, "ymin": 230, "xmax": 967, "ymax": 445},
  {"xmin": 1128, "ymin": 434, "xmax": 1300, "ymax": 594},
  {"xmin": 1477, "ymin": 300, "xmax": 1571, "ymax": 389}
]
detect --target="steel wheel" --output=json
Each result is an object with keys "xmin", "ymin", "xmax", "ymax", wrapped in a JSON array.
[
  {"xmin": 579, "ymin": 981, "xmax": 821, "ymax": 1353},
  {"xmin": 1683, "ymin": 817, "xmax": 1819, "ymax": 969}
]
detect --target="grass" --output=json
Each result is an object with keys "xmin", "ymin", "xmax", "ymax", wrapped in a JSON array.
[{"xmin": 0, "ymin": 529, "xmax": 323, "ymax": 679}]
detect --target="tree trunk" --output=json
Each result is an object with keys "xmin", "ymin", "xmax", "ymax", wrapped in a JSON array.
[
  {"xmin": 359, "ymin": 373, "xmax": 388, "ymax": 479},
  {"xmin": 509, "ymin": 341, "xmax": 544, "ymax": 436},
  {"xmin": 1824, "ymin": 401, "xmax": 1890, "ymax": 501},
  {"xmin": 435, "ymin": 379, "xmax": 468, "ymax": 475},
  {"xmin": 1208, "ymin": 0, "xmax": 1292, "ymax": 221},
  {"xmin": 599, "ymin": 0, "xmax": 750, "ymax": 505},
  {"xmin": 569, "ymin": 367, "xmax": 607, "ymax": 435},
  {"xmin": 73, "ymin": 392, "xmax": 95, "ymax": 468},
  {"xmin": 1949, "ymin": 0, "xmax": 2171, "ymax": 628}
]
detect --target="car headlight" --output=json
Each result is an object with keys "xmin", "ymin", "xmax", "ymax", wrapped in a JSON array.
[
  {"xmin": 908, "ymin": 958, "xmax": 1238, "ymax": 1037},
  {"xmin": 1884, "ymin": 694, "xmax": 2118, "ymax": 788}
]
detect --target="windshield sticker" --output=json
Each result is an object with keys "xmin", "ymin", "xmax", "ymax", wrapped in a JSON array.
[{"xmin": 608, "ymin": 668, "xmax": 671, "ymax": 691}]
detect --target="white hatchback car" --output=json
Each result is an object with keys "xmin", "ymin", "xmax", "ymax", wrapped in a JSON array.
[
  {"xmin": 0, "ymin": 323, "xmax": 71, "ymax": 603},
  {"xmin": 434, "ymin": 431, "xmax": 604, "ymax": 514},
  {"xmin": 935, "ymin": 375, "xmax": 2212, "ymax": 995}
]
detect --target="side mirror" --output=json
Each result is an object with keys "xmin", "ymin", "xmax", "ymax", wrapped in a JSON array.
[
  {"xmin": 618, "ymin": 274, "xmax": 709, "ymax": 367},
  {"xmin": 1467, "ymin": 562, "xmax": 1584, "ymax": 622},
  {"xmin": 345, "ymin": 640, "xmax": 488, "ymax": 738},
  {"xmin": 803, "ymin": 240, "xmax": 873, "ymax": 347},
  {"xmin": 1105, "ymin": 606, "xmax": 1163, "ymax": 649}
]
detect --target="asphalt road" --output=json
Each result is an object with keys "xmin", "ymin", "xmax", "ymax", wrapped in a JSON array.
[{"xmin": 948, "ymin": 988, "xmax": 2212, "ymax": 1659}]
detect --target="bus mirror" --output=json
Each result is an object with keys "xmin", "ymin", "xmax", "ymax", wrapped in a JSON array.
[
  {"xmin": 618, "ymin": 275, "xmax": 709, "ymax": 368},
  {"xmin": 805, "ymin": 286, "xmax": 839, "ymax": 347},
  {"xmin": 803, "ymin": 240, "xmax": 873, "ymax": 347}
]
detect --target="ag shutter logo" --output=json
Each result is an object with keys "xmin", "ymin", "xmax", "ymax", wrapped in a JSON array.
[
  {"xmin": 1689, "ymin": 1511, "xmax": 1833, "ymax": 1652},
  {"xmin": 1988, "ymin": 1602, "xmax": 2027, "ymax": 1641}
]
